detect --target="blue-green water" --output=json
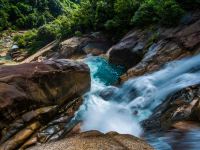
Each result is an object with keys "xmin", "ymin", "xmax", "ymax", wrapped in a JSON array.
[
  {"xmin": 76, "ymin": 55, "xmax": 200, "ymax": 150},
  {"xmin": 84, "ymin": 56, "xmax": 125, "ymax": 85},
  {"xmin": 145, "ymin": 130, "xmax": 200, "ymax": 150},
  {"xmin": 0, "ymin": 55, "xmax": 12, "ymax": 62}
]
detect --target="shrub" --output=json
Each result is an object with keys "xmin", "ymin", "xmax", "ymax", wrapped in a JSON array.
[
  {"xmin": 74, "ymin": 31, "xmax": 82, "ymax": 37},
  {"xmin": 114, "ymin": 0, "xmax": 141, "ymax": 20},
  {"xmin": 48, "ymin": 0, "xmax": 63, "ymax": 16},
  {"xmin": 59, "ymin": 16, "xmax": 74, "ymax": 38},
  {"xmin": 131, "ymin": 1, "xmax": 158, "ymax": 27},
  {"xmin": 104, "ymin": 19, "xmax": 120, "ymax": 31},
  {"xmin": 157, "ymin": 0, "xmax": 185, "ymax": 26},
  {"xmin": 131, "ymin": 0, "xmax": 185, "ymax": 27},
  {"xmin": 37, "ymin": 24, "xmax": 61, "ymax": 42},
  {"xmin": 0, "ymin": 10, "xmax": 10, "ymax": 31},
  {"xmin": 13, "ymin": 30, "xmax": 37, "ymax": 48},
  {"xmin": 0, "ymin": 0, "xmax": 72, "ymax": 30},
  {"xmin": 10, "ymin": 0, "xmax": 197, "ymax": 55}
]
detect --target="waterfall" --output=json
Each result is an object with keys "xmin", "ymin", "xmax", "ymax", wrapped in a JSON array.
[{"xmin": 75, "ymin": 54, "xmax": 200, "ymax": 138}]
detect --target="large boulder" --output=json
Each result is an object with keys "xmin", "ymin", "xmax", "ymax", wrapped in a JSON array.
[
  {"xmin": 56, "ymin": 33, "xmax": 111, "ymax": 59},
  {"xmin": 107, "ymin": 30, "xmax": 149, "ymax": 68},
  {"xmin": 58, "ymin": 36, "xmax": 91, "ymax": 58},
  {"xmin": 29, "ymin": 131, "xmax": 153, "ymax": 150},
  {"xmin": 0, "ymin": 98, "xmax": 84, "ymax": 150},
  {"xmin": 160, "ymin": 11, "xmax": 200, "ymax": 50},
  {"xmin": 0, "ymin": 59, "xmax": 90, "ymax": 127}
]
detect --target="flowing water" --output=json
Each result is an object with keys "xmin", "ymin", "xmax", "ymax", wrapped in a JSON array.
[{"xmin": 74, "ymin": 54, "xmax": 200, "ymax": 150}]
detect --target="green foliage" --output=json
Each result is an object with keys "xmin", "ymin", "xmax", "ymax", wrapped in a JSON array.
[
  {"xmin": 0, "ymin": 10, "xmax": 10, "ymax": 31},
  {"xmin": 131, "ymin": 1, "xmax": 158, "ymax": 26},
  {"xmin": 104, "ymin": 19, "xmax": 120, "ymax": 31},
  {"xmin": 114, "ymin": 0, "xmax": 141, "ymax": 24},
  {"xmin": 146, "ymin": 31, "xmax": 160, "ymax": 48},
  {"xmin": 157, "ymin": 0, "xmax": 185, "ymax": 26},
  {"xmin": 0, "ymin": 0, "xmax": 73, "ymax": 31},
  {"xmin": 5, "ymin": 0, "xmax": 197, "ymax": 55},
  {"xmin": 77, "ymin": 0, "xmax": 186, "ymax": 30},
  {"xmin": 37, "ymin": 24, "xmax": 61, "ymax": 42},
  {"xmin": 1, "ymin": 0, "xmax": 197, "ymax": 32},
  {"xmin": 74, "ymin": 31, "xmax": 82, "ymax": 37},
  {"xmin": 13, "ymin": 30, "xmax": 37, "ymax": 50},
  {"xmin": 131, "ymin": 0, "xmax": 184, "ymax": 27},
  {"xmin": 13, "ymin": 15, "xmax": 76, "ymax": 53},
  {"xmin": 73, "ymin": 0, "xmax": 116, "ymax": 31}
]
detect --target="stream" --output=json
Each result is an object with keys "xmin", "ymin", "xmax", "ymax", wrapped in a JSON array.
[{"xmin": 74, "ymin": 54, "xmax": 200, "ymax": 150}]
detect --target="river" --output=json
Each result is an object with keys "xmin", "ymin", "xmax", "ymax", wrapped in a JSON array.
[{"xmin": 74, "ymin": 54, "xmax": 200, "ymax": 150}]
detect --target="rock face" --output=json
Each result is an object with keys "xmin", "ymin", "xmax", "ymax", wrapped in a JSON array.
[
  {"xmin": 0, "ymin": 59, "xmax": 90, "ymax": 121},
  {"xmin": 56, "ymin": 33, "xmax": 111, "ymax": 59},
  {"xmin": 106, "ymin": 11, "xmax": 200, "ymax": 135},
  {"xmin": 0, "ymin": 59, "xmax": 90, "ymax": 150},
  {"xmin": 29, "ymin": 131, "xmax": 153, "ymax": 150},
  {"xmin": 116, "ymin": 11, "xmax": 200, "ymax": 82},
  {"xmin": 107, "ymin": 30, "xmax": 147, "ymax": 68},
  {"xmin": 143, "ymin": 85, "xmax": 200, "ymax": 131}
]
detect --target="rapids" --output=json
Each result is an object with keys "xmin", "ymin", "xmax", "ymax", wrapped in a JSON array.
[{"xmin": 74, "ymin": 54, "xmax": 200, "ymax": 150}]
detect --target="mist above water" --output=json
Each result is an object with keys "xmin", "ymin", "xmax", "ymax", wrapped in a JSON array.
[{"xmin": 75, "ymin": 54, "xmax": 200, "ymax": 137}]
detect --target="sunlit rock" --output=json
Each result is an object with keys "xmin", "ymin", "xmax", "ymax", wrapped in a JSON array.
[{"xmin": 28, "ymin": 131, "xmax": 153, "ymax": 150}]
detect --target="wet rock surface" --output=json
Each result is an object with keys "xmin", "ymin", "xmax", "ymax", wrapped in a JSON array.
[
  {"xmin": 107, "ymin": 29, "xmax": 147, "ymax": 68},
  {"xmin": 56, "ymin": 33, "xmax": 111, "ymax": 59},
  {"xmin": 0, "ymin": 59, "xmax": 90, "ymax": 120},
  {"xmin": 0, "ymin": 97, "xmax": 83, "ymax": 150},
  {"xmin": 120, "ymin": 12, "xmax": 200, "ymax": 82},
  {"xmin": 99, "ymin": 86, "xmax": 119, "ymax": 101},
  {"xmin": 142, "ymin": 85, "xmax": 200, "ymax": 131},
  {"xmin": 0, "ymin": 59, "xmax": 90, "ymax": 150},
  {"xmin": 106, "ymin": 11, "xmax": 200, "ymax": 144},
  {"xmin": 28, "ymin": 131, "xmax": 153, "ymax": 150}
]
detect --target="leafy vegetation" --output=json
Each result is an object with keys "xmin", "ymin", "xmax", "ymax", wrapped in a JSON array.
[
  {"xmin": 0, "ymin": 0, "xmax": 79, "ymax": 30},
  {"xmin": 0, "ymin": 0, "xmax": 198, "ymax": 54},
  {"xmin": 131, "ymin": 0, "xmax": 185, "ymax": 27}
]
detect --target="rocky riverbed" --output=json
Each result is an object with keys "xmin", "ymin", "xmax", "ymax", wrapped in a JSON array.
[{"xmin": 0, "ymin": 10, "xmax": 200, "ymax": 150}]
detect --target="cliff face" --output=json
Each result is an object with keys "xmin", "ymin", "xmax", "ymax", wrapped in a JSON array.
[{"xmin": 107, "ymin": 10, "xmax": 200, "ymax": 83}]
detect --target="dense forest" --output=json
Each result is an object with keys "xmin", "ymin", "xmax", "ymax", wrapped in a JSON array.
[{"xmin": 1, "ymin": 0, "xmax": 199, "ymax": 54}]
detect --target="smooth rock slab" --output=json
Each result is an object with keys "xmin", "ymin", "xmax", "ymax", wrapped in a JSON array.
[
  {"xmin": 57, "ymin": 33, "xmax": 110, "ymax": 59},
  {"xmin": 107, "ymin": 30, "xmax": 146, "ymax": 69},
  {"xmin": 0, "ymin": 122, "xmax": 41, "ymax": 150},
  {"xmin": 29, "ymin": 131, "xmax": 154, "ymax": 150},
  {"xmin": 0, "ymin": 59, "xmax": 90, "ymax": 127}
]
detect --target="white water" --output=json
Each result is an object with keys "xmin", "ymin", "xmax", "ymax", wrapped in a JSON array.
[{"xmin": 75, "ymin": 54, "xmax": 200, "ymax": 138}]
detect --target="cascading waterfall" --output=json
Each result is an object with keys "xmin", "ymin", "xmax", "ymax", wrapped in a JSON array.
[{"xmin": 74, "ymin": 54, "xmax": 200, "ymax": 148}]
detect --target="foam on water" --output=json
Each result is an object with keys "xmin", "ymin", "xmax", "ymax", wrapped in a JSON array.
[{"xmin": 75, "ymin": 54, "xmax": 200, "ymax": 139}]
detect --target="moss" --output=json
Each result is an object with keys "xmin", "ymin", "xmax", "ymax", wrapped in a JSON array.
[
  {"xmin": 74, "ymin": 31, "xmax": 82, "ymax": 37},
  {"xmin": 145, "ymin": 31, "xmax": 160, "ymax": 49}
]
